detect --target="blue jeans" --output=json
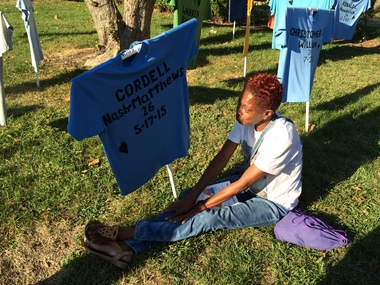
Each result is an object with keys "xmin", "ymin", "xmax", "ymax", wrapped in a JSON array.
[{"xmin": 125, "ymin": 173, "xmax": 288, "ymax": 254}]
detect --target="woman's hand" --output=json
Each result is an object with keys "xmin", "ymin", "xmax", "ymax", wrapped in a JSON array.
[
  {"xmin": 166, "ymin": 200, "xmax": 208, "ymax": 224},
  {"xmin": 162, "ymin": 196, "xmax": 195, "ymax": 216}
]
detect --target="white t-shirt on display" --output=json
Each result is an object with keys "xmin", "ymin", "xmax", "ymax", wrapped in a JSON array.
[{"xmin": 0, "ymin": 12, "xmax": 13, "ymax": 55}]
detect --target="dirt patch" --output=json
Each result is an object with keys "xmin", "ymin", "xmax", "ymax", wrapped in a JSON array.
[
  {"xmin": 0, "ymin": 221, "xmax": 83, "ymax": 285},
  {"xmin": 45, "ymin": 47, "xmax": 125, "ymax": 69},
  {"xmin": 351, "ymin": 37, "xmax": 380, "ymax": 48},
  {"xmin": 44, "ymin": 48, "xmax": 97, "ymax": 69}
]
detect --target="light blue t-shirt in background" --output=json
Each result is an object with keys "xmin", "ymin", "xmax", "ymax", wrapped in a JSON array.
[
  {"xmin": 269, "ymin": 0, "xmax": 335, "ymax": 49},
  {"xmin": 276, "ymin": 8, "xmax": 334, "ymax": 102},
  {"xmin": 16, "ymin": 0, "xmax": 44, "ymax": 72},
  {"xmin": 332, "ymin": 0, "xmax": 372, "ymax": 40}
]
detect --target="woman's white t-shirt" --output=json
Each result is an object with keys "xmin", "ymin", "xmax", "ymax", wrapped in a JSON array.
[{"xmin": 228, "ymin": 117, "xmax": 303, "ymax": 210}]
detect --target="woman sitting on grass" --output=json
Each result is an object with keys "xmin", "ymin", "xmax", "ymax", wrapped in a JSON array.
[{"xmin": 83, "ymin": 73, "xmax": 303, "ymax": 269}]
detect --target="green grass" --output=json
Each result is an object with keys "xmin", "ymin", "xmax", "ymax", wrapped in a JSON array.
[{"xmin": 1, "ymin": 0, "xmax": 380, "ymax": 284}]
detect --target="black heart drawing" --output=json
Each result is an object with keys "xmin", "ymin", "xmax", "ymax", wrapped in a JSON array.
[{"xmin": 119, "ymin": 141, "xmax": 129, "ymax": 153}]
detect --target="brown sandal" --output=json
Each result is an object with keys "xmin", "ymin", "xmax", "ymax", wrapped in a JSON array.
[
  {"xmin": 81, "ymin": 240, "xmax": 133, "ymax": 269},
  {"xmin": 85, "ymin": 220, "xmax": 120, "ymax": 243}
]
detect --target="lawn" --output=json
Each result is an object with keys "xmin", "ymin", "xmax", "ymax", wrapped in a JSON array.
[{"xmin": 0, "ymin": 0, "xmax": 379, "ymax": 284}]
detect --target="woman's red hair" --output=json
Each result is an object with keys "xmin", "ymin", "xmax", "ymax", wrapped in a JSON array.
[{"xmin": 245, "ymin": 73, "xmax": 283, "ymax": 111}]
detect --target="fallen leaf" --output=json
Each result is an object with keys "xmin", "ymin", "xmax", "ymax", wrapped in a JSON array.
[
  {"xmin": 88, "ymin": 158, "xmax": 100, "ymax": 166},
  {"xmin": 8, "ymin": 134, "xmax": 21, "ymax": 142}
]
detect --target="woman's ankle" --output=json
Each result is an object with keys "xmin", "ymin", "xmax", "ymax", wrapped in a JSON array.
[{"xmin": 118, "ymin": 226, "xmax": 135, "ymax": 240}]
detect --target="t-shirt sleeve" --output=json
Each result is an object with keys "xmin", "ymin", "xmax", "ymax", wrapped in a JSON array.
[
  {"xmin": 166, "ymin": 18, "xmax": 199, "ymax": 65},
  {"xmin": 67, "ymin": 75, "xmax": 104, "ymax": 141},
  {"xmin": 0, "ymin": 13, "xmax": 13, "ymax": 55},
  {"xmin": 322, "ymin": 10, "xmax": 334, "ymax": 42},
  {"xmin": 269, "ymin": 0, "xmax": 276, "ymax": 15},
  {"xmin": 228, "ymin": 121, "xmax": 242, "ymax": 144},
  {"xmin": 274, "ymin": 9, "xmax": 287, "ymax": 48}
]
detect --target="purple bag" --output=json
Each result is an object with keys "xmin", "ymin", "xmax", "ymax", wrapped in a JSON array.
[{"xmin": 274, "ymin": 209, "xmax": 349, "ymax": 250}]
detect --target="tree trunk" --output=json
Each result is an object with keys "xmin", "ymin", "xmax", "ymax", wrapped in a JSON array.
[
  {"xmin": 84, "ymin": 0, "xmax": 121, "ymax": 66},
  {"xmin": 121, "ymin": 0, "xmax": 156, "ymax": 49},
  {"xmin": 374, "ymin": 0, "xmax": 380, "ymax": 11},
  {"xmin": 84, "ymin": 0, "xmax": 156, "ymax": 67}
]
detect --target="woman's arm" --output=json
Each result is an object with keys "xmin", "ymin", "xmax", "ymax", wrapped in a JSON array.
[
  {"xmin": 169, "ymin": 163, "xmax": 267, "ymax": 224},
  {"xmin": 204, "ymin": 163, "xmax": 266, "ymax": 208},
  {"xmin": 163, "ymin": 139, "xmax": 238, "ymax": 216}
]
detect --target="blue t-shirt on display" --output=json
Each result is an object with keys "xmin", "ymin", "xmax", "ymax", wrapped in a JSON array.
[
  {"xmin": 228, "ymin": 0, "xmax": 247, "ymax": 22},
  {"xmin": 269, "ymin": 0, "xmax": 335, "ymax": 49},
  {"xmin": 276, "ymin": 8, "xmax": 334, "ymax": 102},
  {"xmin": 68, "ymin": 19, "xmax": 199, "ymax": 195},
  {"xmin": 333, "ymin": 0, "xmax": 371, "ymax": 40}
]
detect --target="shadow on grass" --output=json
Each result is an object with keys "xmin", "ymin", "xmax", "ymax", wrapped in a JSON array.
[
  {"xmin": 197, "ymin": 22, "xmax": 379, "ymax": 69},
  {"xmin": 200, "ymin": 23, "xmax": 272, "ymax": 48},
  {"xmin": 188, "ymin": 85, "xmax": 241, "ymax": 104},
  {"xmin": 190, "ymin": 21, "xmax": 273, "ymax": 68},
  {"xmin": 6, "ymin": 104, "xmax": 43, "ymax": 119},
  {"xmin": 300, "ymin": 83, "xmax": 380, "ymax": 209},
  {"xmin": 186, "ymin": 65, "xmax": 278, "ymax": 104},
  {"xmin": 319, "ymin": 43, "xmax": 380, "ymax": 64},
  {"xmin": 318, "ymin": 226, "xmax": 380, "ymax": 285},
  {"xmin": 196, "ymin": 40, "xmax": 274, "ymax": 68},
  {"xmin": 296, "ymin": 85, "xmax": 379, "ymax": 285},
  {"xmin": 49, "ymin": 117, "xmax": 69, "ymax": 132},
  {"xmin": 39, "ymin": 30, "xmax": 97, "ymax": 38},
  {"xmin": 34, "ymin": 253, "xmax": 126, "ymax": 285},
  {"xmin": 4, "ymin": 68, "xmax": 86, "ymax": 96},
  {"xmin": 35, "ymin": 241, "xmax": 202, "ymax": 285}
]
